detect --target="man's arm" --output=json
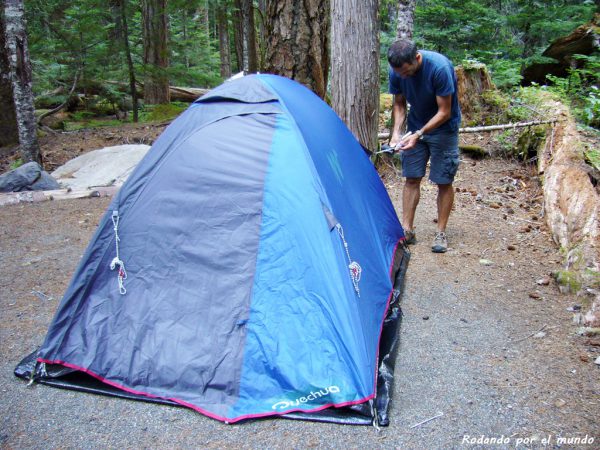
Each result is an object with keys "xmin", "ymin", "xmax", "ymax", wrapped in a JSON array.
[
  {"xmin": 389, "ymin": 94, "xmax": 407, "ymax": 148},
  {"xmin": 398, "ymin": 94, "xmax": 452, "ymax": 150}
]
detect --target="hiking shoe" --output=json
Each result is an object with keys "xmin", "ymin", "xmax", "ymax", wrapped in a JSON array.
[
  {"xmin": 432, "ymin": 231, "xmax": 448, "ymax": 253},
  {"xmin": 404, "ymin": 229, "xmax": 416, "ymax": 245}
]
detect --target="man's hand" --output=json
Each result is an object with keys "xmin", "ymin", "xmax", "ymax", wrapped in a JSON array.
[{"xmin": 395, "ymin": 132, "xmax": 419, "ymax": 151}]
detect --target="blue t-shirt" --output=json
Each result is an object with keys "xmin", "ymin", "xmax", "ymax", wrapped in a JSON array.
[{"xmin": 388, "ymin": 50, "xmax": 461, "ymax": 134}]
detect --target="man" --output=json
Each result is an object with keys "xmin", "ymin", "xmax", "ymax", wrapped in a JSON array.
[{"xmin": 388, "ymin": 39, "xmax": 461, "ymax": 253}]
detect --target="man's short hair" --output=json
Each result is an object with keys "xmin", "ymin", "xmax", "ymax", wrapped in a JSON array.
[{"xmin": 387, "ymin": 39, "xmax": 418, "ymax": 68}]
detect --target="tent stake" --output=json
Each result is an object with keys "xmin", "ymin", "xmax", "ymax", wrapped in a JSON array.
[{"xmin": 410, "ymin": 412, "xmax": 443, "ymax": 429}]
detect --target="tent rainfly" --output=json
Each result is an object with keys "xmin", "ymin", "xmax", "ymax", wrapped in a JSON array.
[{"xmin": 15, "ymin": 74, "xmax": 409, "ymax": 426}]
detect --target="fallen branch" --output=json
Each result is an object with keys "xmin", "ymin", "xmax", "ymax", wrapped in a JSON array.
[
  {"xmin": 0, "ymin": 186, "xmax": 119, "ymax": 207},
  {"xmin": 378, "ymin": 119, "xmax": 562, "ymax": 140},
  {"xmin": 459, "ymin": 119, "xmax": 561, "ymax": 133}
]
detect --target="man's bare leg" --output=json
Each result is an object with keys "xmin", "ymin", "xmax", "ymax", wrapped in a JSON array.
[
  {"xmin": 403, "ymin": 177, "xmax": 422, "ymax": 232},
  {"xmin": 436, "ymin": 183, "xmax": 454, "ymax": 232}
]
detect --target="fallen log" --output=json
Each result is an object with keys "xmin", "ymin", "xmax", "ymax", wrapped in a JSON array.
[
  {"xmin": 0, "ymin": 186, "xmax": 119, "ymax": 207},
  {"xmin": 105, "ymin": 81, "xmax": 209, "ymax": 102}
]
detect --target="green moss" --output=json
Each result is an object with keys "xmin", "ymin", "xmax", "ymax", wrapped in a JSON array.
[
  {"xmin": 554, "ymin": 270, "xmax": 582, "ymax": 293},
  {"xmin": 584, "ymin": 147, "xmax": 600, "ymax": 172},
  {"xmin": 140, "ymin": 102, "xmax": 187, "ymax": 122},
  {"xmin": 9, "ymin": 159, "xmax": 23, "ymax": 170}
]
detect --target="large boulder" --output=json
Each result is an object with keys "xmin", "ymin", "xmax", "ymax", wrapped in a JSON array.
[
  {"xmin": 0, "ymin": 162, "xmax": 60, "ymax": 192},
  {"xmin": 51, "ymin": 144, "xmax": 150, "ymax": 190}
]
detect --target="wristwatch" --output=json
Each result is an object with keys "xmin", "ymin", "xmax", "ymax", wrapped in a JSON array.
[{"xmin": 416, "ymin": 129, "xmax": 424, "ymax": 139}]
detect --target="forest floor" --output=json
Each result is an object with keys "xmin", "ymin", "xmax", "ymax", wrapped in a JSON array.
[{"xmin": 0, "ymin": 124, "xmax": 599, "ymax": 448}]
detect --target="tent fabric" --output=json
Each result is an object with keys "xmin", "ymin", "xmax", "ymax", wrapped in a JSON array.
[{"xmin": 15, "ymin": 74, "xmax": 409, "ymax": 425}]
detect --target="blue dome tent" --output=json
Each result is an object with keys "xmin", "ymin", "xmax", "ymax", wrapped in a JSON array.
[{"xmin": 16, "ymin": 75, "xmax": 409, "ymax": 426}]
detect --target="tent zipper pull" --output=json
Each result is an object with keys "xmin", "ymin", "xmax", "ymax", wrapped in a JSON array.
[{"xmin": 110, "ymin": 210, "xmax": 128, "ymax": 295}]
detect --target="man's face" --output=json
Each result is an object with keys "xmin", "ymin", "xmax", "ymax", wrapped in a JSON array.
[{"xmin": 392, "ymin": 53, "xmax": 421, "ymax": 78}]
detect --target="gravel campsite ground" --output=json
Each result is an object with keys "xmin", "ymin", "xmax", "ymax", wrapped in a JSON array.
[{"xmin": 0, "ymin": 127, "xmax": 598, "ymax": 448}]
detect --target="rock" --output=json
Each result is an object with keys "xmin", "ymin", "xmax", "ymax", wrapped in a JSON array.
[
  {"xmin": 529, "ymin": 292, "xmax": 542, "ymax": 299},
  {"xmin": 595, "ymin": 356, "xmax": 600, "ymax": 366},
  {"xmin": 534, "ymin": 331, "xmax": 546, "ymax": 338},
  {"xmin": 489, "ymin": 202, "xmax": 501, "ymax": 209},
  {"xmin": 30, "ymin": 171, "xmax": 60, "ymax": 190},
  {"xmin": 554, "ymin": 398, "xmax": 566, "ymax": 407},
  {"xmin": 566, "ymin": 304, "xmax": 582, "ymax": 312},
  {"xmin": 507, "ymin": 208, "xmax": 515, "ymax": 214},
  {"xmin": 52, "ymin": 144, "xmax": 150, "ymax": 190},
  {"xmin": 580, "ymin": 354, "xmax": 590, "ymax": 362},
  {"xmin": 422, "ymin": 316, "xmax": 430, "ymax": 320},
  {"xmin": 507, "ymin": 244, "xmax": 517, "ymax": 251},
  {"xmin": 576, "ymin": 327, "xmax": 600, "ymax": 336},
  {"xmin": 479, "ymin": 259, "xmax": 493, "ymax": 266},
  {"xmin": 0, "ymin": 162, "xmax": 60, "ymax": 192},
  {"xmin": 0, "ymin": 162, "xmax": 59, "ymax": 192},
  {"xmin": 536, "ymin": 276, "xmax": 551, "ymax": 286},
  {"xmin": 583, "ymin": 301, "xmax": 600, "ymax": 327}
]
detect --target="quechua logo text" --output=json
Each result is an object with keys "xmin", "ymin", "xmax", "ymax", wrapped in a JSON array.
[{"xmin": 271, "ymin": 386, "xmax": 340, "ymax": 410}]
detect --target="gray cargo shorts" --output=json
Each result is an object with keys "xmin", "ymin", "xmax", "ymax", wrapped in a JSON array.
[{"xmin": 400, "ymin": 131, "xmax": 460, "ymax": 184}]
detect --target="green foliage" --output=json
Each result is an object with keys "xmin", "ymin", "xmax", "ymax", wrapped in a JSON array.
[
  {"xmin": 9, "ymin": 159, "xmax": 24, "ymax": 170},
  {"xmin": 379, "ymin": 0, "xmax": 596, "ymax": 94},
  {"xmin": 139, "ymin": 102, "xmax": 188, "ymax": 122},
  {"xmin": 545, "ymin": 54, "xmax": 600, "ymax": 127}
]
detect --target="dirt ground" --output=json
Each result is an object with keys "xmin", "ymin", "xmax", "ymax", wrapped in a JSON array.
[{"xmin": 0, "ymin": 125, "xmax": 598, "ymax": 448}]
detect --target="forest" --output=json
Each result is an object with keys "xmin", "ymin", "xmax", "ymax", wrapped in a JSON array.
[{"xmin": 0, "ymin": 0, "xmax": 598, "ymax": 163}]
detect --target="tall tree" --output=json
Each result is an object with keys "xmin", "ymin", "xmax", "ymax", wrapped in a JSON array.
[
  {"xmin": 256, "ymin": 0, "xmax": 266, "ymax": 69},
  {"xmin": 120, "ymin": 0, "xmax": 138, "ymax": 121},
  {"xmin": 232, "ymin": 1, "xmax": 244, "ymax": 72},
  {"xmin": 264, "ymin": 0, "xmax": 329, "ymax": 99},
  {"xmin": 0, "ymin": 8, "xmax": 18, "ymax": 147},
  {"xmin": 331, "ymin": 0, "xmax": 380, "ymax": 151},
  {"xmin": 238, "ymin": 0, "xmax": 257, "ymax": 73},
  {"xmin": 396, "ymin": 0, "xmax": 415, "ymax": 39},
  {"xmin": 2, "ymin": 0, "xmax": 40, "ymax": 164},
  {"xmin": 216, "ymin": 2, "xmax": 231, "ymax": 78},
  {"xmin": 142, "ymin": 0, "xmax": 170, "ymax": 104}
]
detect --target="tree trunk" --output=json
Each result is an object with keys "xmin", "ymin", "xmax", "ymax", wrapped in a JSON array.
[
  {"xmin": 232, "ymin": 0, "xmax": 244, "ymax": 73},
  {"xmin": 264, "ymin": 0, "xmax": 329, "ymax": 99},
  {"xmin": 121, "ymin": 0, "xmax": 139, "ymax": 121},
  {"xmin": 0, "ymin": 8, "xmax": 18, "ymax": 147},
  {"xmin": 257, "ymin": 0, "xmax": 266, "ymax": 69},
  {"xmin": 240, "ymin": 0, "xmax": 257, "ymax": 73},
  {"xmin": 396, "ymin": 0, "xmax": 415, "ymax": 40},
  {"xmin": 217, "ymin": 4, "xmax": 231, "ymax": 79},
  {"xmin": 331, "ymin": 0, "xmax": 380, "ymax": 151},
  {"xmin": 142, "ymin": 0, "xmax": 170, "ymax": 104},
  {"xmin": 2, "ymin": 0, "xmax": 40, "ymax": 164}
]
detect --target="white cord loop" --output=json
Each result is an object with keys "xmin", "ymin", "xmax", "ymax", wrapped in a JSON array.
[
  {"xmin": 336, "ymin": 223, "xmax": 362, "ymax": 297},
  {"xmin": 110, "ymin": 210, "xmax": 127, "ymax": 295}
]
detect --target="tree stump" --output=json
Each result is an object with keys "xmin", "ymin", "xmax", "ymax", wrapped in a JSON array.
[{"xmin": 455, "ymin": 62, "xmax": 495, "ymax": 126}]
